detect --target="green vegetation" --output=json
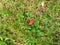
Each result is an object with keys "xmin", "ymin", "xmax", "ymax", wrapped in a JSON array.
[{"xmin": 0, "ymin": 0, "xmax": 60, "ymax": 45}]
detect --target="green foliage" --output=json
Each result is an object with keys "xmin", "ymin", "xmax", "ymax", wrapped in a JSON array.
[
  {"xmin": 26, "ymin": 12, "xmax": 36, "ymax": 19},
  {"xmin": 19, "ymin": 12, "xmax": 24, "ymax": 20},
  {"xmin": 0, "ymin": 41, "xmax": 7, "ymax": 45},
  {"xmin": 0, "ymin": 36, "xmax": 14, "ymax": 45},
  {"xmin": 2, "ymin": 9, "xmax": 12, "ymax": 18},
  {"xmin": 5, "ymin": 39, "xmax": 14, "ymax": 45},
  {"xmin": 2, "ymin": 0, "xmax": 8, "ymax": 3},
  {"xmin": 20, "ymin": 3, "xmax": 25, "ymax": 9},
  {"xmin": 0, "ymin": 0, "xmax": 60, "ymax": 45}
]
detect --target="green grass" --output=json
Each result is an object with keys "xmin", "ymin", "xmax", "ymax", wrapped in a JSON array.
[{"xmin": 0, "ymin": 0, "xmax": 60, "ymax": 45}]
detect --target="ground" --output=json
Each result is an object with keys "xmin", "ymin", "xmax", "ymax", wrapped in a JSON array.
[{"xmin": 0, "ymin": 0, "xmax": 60, "ymax": 45}]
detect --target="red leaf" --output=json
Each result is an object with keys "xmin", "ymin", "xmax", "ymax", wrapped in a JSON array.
[{"xmin": 29, "ymin": 19, "xmax": 34, "ymax": 25}]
